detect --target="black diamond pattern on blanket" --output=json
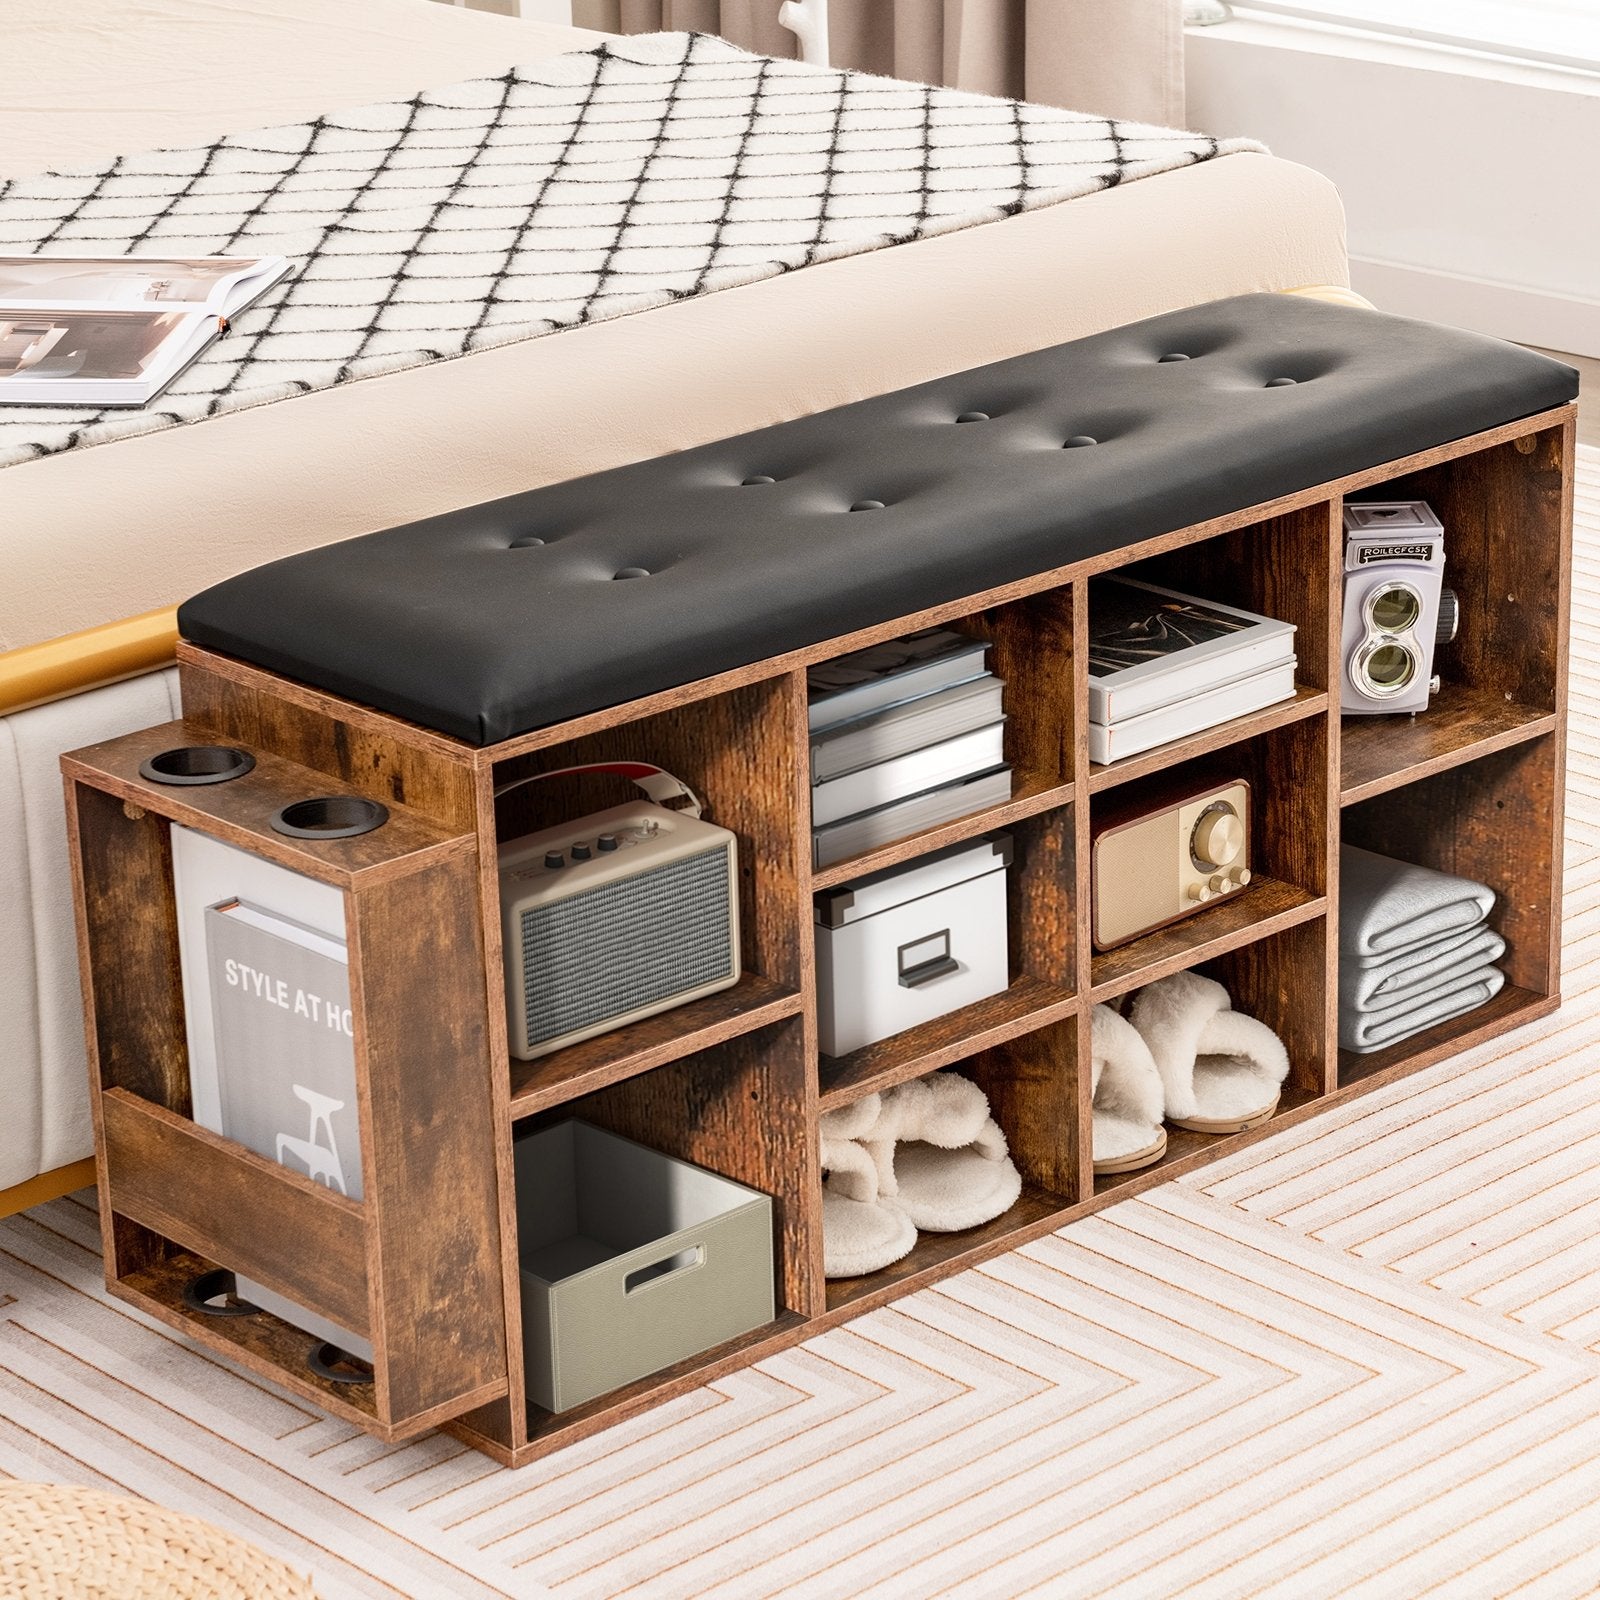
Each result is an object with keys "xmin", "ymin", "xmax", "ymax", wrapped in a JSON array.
[{"xmin": 0, "ymin": 32, "xmax": 1260, "ymax": 468}]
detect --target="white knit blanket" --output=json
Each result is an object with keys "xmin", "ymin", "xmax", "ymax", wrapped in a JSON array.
[{"xmin": 0, "ymin": 33, "xmax": 1260, "ymax": 469}]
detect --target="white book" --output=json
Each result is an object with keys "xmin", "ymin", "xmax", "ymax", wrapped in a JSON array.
[
  {"xmin": 808, "ymin": 629, "xmax": 989, "ymax": 733},
  {"xmin": 812, "ymin": 766, "xmax": 1012, "ymax": 869},
  {"xmin": 1088, "ymin": 577, "xmax": 1296, "ymax": 724},
  {"xmin": 812, "ymin": 675, "xmax": 1005, "ymax": 782},
  {"xmin": 1088, "ymin": 660, "xmax": 1298, "ymax": 765},
  {"xmin": 0, "ymin": 252, "xmax": 289, "ymax": 406},
  {"xmin": 812, "ymin": 721, "xmax": 1006, "ymax": 827}
]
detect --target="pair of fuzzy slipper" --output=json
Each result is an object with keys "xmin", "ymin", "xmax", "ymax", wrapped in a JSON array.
[
  {"xmin": 1092, "ymin": 970, "xmax": 1290, "ymax": 1175},
  {"xmin": 819, "ymin": 1073, "xmax": 1022, "ymax": 1279}
]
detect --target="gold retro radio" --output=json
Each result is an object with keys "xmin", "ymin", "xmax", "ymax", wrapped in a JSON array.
[{"xmin": 1091, "ymin": 776, "xmax": 1252, "ymax": 950}]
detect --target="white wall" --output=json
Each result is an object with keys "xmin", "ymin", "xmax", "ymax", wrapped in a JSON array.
[{"xmin": 1186, "ymin": 15, "xmax": 1600, "ymax": 356}]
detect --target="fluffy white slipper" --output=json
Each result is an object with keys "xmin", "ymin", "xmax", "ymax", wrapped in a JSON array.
[
  {"xmin": 1129, "ymin": 970, "xmax": 1290, "ymax": 1134},
  {"xmin": 1090, "ymin": 1003, "xmax": 1168, "ymax": 1174},
  {"xmin": 867, "ymin": 1073, "xmax": 1022, "ymax": 1233},
  {"xmin": 820, "ymin": 1095, "xmax": 916, "ymax": 1279}
]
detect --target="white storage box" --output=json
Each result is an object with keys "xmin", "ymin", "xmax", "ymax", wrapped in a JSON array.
[
  {"xmin": 516, "ymin": 1121, "xmax": 775, "ymax": 1414},
  {"xmin": 814, "ymin": 835, "xmax": 1011, "ymax": 1057}
]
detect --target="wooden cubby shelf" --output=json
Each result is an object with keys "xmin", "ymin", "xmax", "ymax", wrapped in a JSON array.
[{"xmin": 63, "ymin": 402, "xmax": 1575, "ymax": 1468}]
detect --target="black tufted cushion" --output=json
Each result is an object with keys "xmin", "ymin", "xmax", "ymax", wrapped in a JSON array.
[{"xmin": 179, "ymin": 294, "xmax": 1577, "ymax": 745}]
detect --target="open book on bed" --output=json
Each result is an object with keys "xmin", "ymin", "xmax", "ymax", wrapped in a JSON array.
[{"xmin": 0, "ymin": 253, "xmax": 289, "ymax": 407}]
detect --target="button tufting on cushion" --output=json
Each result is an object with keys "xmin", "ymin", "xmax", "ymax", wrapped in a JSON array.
[
  {"xmin": 179, "ymin": 294, "xmax": 1578, "ymax": 745},
  {"xmin": 1063, "ymin": 435, "xmax": 1098, "ymax": 448},
  {"xmin": 850, "ymin": 500, "xmax": 886, "ymax": 512},
  {"xmin": 1266, "ymin": 376, "xmax": 1300, "ymax": 387},
  {"xmin": 741, "ymin": 474, "xmax": 776, "ymax": 486},
  {"xmin": 614, "ymin": 567, "xmax": 650, "ymax": 579},
  {"xmin": 955, "ymin": 411, "xmax": 989, "ymax": 423},
  {"xmin": 1159, "ymin": 353, "xmax": 1190, "ymax": 363},
  {"xmin": 509, "ymin": 535, "xmax": 545, "ymax": 548}
]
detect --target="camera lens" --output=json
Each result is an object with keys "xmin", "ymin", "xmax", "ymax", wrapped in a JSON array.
[
  {"xmin": 1369, "ymin": 583, "xmax": 1422, "ymax": 633},
  {"xmin": 1364, "ymin": 642, "xmax": 1416, "ymax": 691}
]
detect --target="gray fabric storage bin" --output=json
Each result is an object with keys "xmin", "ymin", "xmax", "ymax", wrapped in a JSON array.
[{"xmin": 516, "ymin": 1120, "xmax": 776, "ymax": 1413}]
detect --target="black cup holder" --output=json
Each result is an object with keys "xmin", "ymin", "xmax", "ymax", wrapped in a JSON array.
[
  {"xmin": 138, "ymin": 745, "xmax": 255, "ymax": 787},
  {"xmin": 308, "ymin": 1343, "xmax": 373, "ymax": 1386},
  {"xmin": 181, "ymin": 1268, "xmax": 262, "ymax": 1319},
  {"xmin": 270, "ymin": 796, "xmax": 389, "ymax": 840}
]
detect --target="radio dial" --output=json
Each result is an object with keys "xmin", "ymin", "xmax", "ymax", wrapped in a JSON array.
[{"xmin": 1191, "ymin": 806, "xmax": 1244, "ymax": 871}]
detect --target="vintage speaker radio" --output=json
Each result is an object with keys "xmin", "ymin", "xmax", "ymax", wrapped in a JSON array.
[
  {"xmin": 497, "ymin": 764, "xmax": 740, "ymax": 1060},
  {"xmin": 1091, "ymin": 775, "xmax": 1252, "ymax": 950}
]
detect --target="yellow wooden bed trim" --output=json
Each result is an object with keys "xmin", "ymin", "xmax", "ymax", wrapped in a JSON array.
[
  {"xmin": 1281, "ymin": 283, "xmax": 1377, "ymax": 311},
  {"xmin": 0, "ymin": 1157, "xmax": 96, "ymax": 1220},
  {"xmin": 0, "ymin": 607, "xmax": 179, "ymax": 718}
]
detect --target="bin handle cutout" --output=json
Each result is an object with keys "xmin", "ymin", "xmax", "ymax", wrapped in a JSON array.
[
  {"xmin": 625, "ymin": 1245, "xmax": 705, "ymax": 1294},
  {"xmin": 898, "ymin": 929, "xmax": 961, "ymax": 989}
]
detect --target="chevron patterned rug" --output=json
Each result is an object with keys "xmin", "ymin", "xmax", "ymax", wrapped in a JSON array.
[{"xmin": 1, "ymin": 448, "xmax": 1596, "ymax": 1600}]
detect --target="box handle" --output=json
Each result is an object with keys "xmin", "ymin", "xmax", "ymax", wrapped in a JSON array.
[
  {"xmin": 898, "ymin": 929, "xmax": 960, "ymax": 989},
  {"xmin": 624, "ymin": 1245, "xmax": 705, "ymax": 1294}
]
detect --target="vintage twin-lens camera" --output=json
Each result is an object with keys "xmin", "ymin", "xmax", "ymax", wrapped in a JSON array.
[{"xmin": 1341, "ymin": 501, "xmax": 1459, "ymax": 715}]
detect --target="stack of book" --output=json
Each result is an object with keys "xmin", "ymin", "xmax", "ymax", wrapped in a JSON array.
[
  {"xmin": 1087, "ymin": 578, "xmax": 1297, "ymax": 765},
  {"xmin": 808, "ymin": 629, "xmax": 1010, "ymax": 868}
]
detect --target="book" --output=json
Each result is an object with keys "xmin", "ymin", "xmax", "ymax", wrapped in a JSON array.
[
  {"xmin": 808, "ymin": 628, "xmax": 989, "ymax": 733},
  {"xmin": 204, "ymin": 898, "xmax": 362, "ymax": 1202},
  {"xmin": 812, "ymin": 721, "xmax": 1006, "ymax": 828},
  {"xmin": 811, "ymin": 675, "xmax": 1006, "ymax": 783},
  {"xmin": 812, "ymin": 766, "xmax": 1013, "ymax": 869},
  {"xmin": 1088, "ymin": 659, "xmax": 1298, "ymax": 764},
  {"xmin": 0, "ymin": 252, "xmax": 289, "ymax": 406},
  {"xmin": 1087, "ymin": 577, "xmax": 1296, "ymax": 725}
]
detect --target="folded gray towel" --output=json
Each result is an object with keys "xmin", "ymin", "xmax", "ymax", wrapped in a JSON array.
[
  {"xmin": 1339, "ymin": 846, "xmax": 1496, "ymax": 961},
  {"xmin": 1341, "ymin": 926, "xmax": 1507, "ymax": 1013},
  {"xmin": 1340, "ymin": 965, "xmax": 1505, "ymax": 1053}
]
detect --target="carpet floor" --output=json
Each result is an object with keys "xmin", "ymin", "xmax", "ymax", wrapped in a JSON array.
[{"xmin": 2, "ymin": 449, "xmax": 1597, "ymax": 1600}]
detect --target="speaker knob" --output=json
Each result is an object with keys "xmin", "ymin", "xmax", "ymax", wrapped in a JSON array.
[
  {"xmin": 1188, "ymin": 881, "xmax": 1213, "ymax": 903},
  {"xmin": 1230, "ymin": 866, "xmax": 1251, "ymax": 887},
  {"xmin": 1209, "ymin": 874, "xmax": 1229, "ymax": 894},
  {"xmin": 1191, "ymin": 806, "xmax": 1244, "ymax": 870}
]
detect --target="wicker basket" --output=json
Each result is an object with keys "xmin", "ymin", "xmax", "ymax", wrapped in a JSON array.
[{"xmin": 0, "ymin": 1482, "xmax": 317, "ymax": 1600}]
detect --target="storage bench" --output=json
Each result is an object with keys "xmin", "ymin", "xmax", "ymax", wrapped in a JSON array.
[{"xmin": 65, "ymin": 293, "xmax": 1578, "ymax": 1465}]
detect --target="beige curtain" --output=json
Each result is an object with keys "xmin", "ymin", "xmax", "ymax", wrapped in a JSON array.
[{"xmin": 571, "ymin": 0, "xmax": 1185, "ymax": 127}]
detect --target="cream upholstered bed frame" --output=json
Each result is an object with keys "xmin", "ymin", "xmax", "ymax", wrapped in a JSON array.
[{"xmin": 0, "ymin": 284, "xmax": 1371, "ymax": 1219}]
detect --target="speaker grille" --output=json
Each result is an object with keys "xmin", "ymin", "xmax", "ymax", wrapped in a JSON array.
[{"xmin": 520, "ymin": 845, "xmax": 734, "ymax": 1049}]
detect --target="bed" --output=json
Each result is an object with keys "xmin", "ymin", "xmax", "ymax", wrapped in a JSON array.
[{"xmin": 0, "ymin": 0, "xmax": 1349, "ymax": 1206}]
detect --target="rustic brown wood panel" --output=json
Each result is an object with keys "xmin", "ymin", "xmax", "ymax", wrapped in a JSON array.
[
  {"xmin": 491, "ymin": 675, "xmax": 804, "ymax": 990},
  {"xmin": 180, "ymin": 646, "xmax": 478, "ymax": 814},
  {"xmin": 1341, "ymin": 734, "xmax": 1561, "ymax": 998},
  {"xmin": 101, "ymin": 1090, "xmax": 369, "ymax": 1333},
  {"xmin": 1338, "ymin": 983, "xmax": 1549, "ymax": 1089},
  {"xmin": 1200, "ymin": 918, "xmax": 1331, "ymax": 1099},
  {"xmin": 1369, "ymin": 422, "xmax": 1570, "ymax": 713},
  {"xmin": 67, "ymin": 783, "xmax": 190, "ymax": 1115},
  {"xmin": 810, "ymin": 776, "xmax": 1072, "ymax": 891},
  {"xmin": 346, "ymin": 857, "xmax": 509, "ymax": 1424},
  {"xmin": 962, "ymin": 1016, "xmax": 1078, "ymax": 1199},
  {"xmin": 551, "ymin": 1015, "xmax": 814, "ymax": 1322},
  {"xmin": 1133, "ymin": 499, "xmax": 1341, "ymax": 692},
  {"xmin": 1010, "ymin": 806, "xmax": 1076, "ymax": 991},
  {"xmin": 956, "ymin": 586, "xmax": 1076, "ymax": 789},
  {"xmin": 62, "ymin": 723, "xmax": 471, "ymax": 890},
  {"xmin": 818, "ymin": 977, "xmax": 1078, "ymax": 1107}
]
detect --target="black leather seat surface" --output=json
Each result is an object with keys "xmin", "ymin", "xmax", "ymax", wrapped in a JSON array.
[{"xmin": 178, "ymin": 294, "xmax": 1577, "ymax": 745}]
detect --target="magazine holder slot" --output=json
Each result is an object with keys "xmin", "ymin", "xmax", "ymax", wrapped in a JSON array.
[{"xmin": 101, "ymin": 1089, "xmax": 371, "ymax": 1338}]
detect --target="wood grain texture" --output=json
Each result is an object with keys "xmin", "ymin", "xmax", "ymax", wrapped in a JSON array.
[
  {"xmin": 63, "ymin": 722, "xmax": 473, "ymax": 890},
  {"xmin": 549, "ymin": 1014, "xmax": 814, "ymax": 1325},
  {"xmin": 1010, "ymin": 805, "xmax": 1076, "ymax": 991},
  {"xmin": 101, "ymin": 1090, "xmax": 369, "ymax": 1333},
  {"xmin": 962, "ymin": 1016, "xmax": 1078, "ymax": 1199},
  {"xmin": 817, "ymin": 977, "xmax": 1076, "ymax": 1109},
  {"xmin": 810, "ymin": 776, "xmax": 1072, "ymax": 891},
  {"xmin": 1340, "ymin": 689, "xmax": 1556, "ymax": 806},
  {"xmin": 1342, "ymin": 735, "xmax": 1561, "ymax": 998},
  {"xmin": 508, "ymin": 974, "xmax": 803, "ymax": 1117},
  {"xmin": 346, "ymin": 859, "xmax": 508, "ymax": 1423}
]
